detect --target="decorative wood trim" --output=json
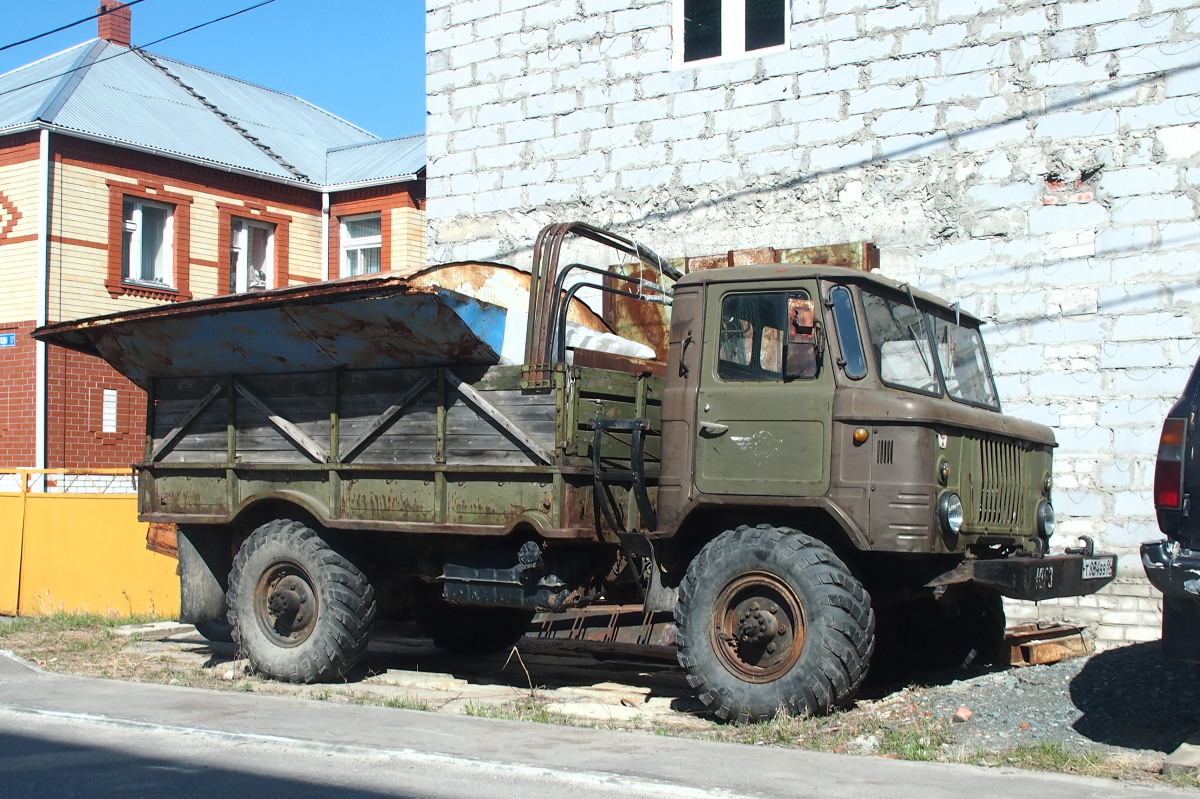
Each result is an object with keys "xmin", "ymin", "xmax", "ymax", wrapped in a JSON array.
[{"xmin": 104, "ymin": 179, "xmax": 194, "ymax": 301}]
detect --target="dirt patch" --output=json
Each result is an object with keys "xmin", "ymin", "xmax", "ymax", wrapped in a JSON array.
[{"xmin": 1, "ymin": 616, "xmax": 1196, "ymax": 787}]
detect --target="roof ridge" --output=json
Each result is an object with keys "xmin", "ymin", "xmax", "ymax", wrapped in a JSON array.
[
  {"xmin": 327, "ymin": 133, "xmax": 424, "ymax": 154},
  {"xmin": 33, "ymin": 39, "xmax": 110, "ymax": 123},
  {"xmin": 135, "ymin": 48, "xmax": 311, "ymax": 182},
  {"xmin": 148, "ymin": 51, "xmax": 377, "ymax": 140}
]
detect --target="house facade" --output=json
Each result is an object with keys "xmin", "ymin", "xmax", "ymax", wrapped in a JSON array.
[
  {"xmin": 425, "ymin": 0, "xmax": 1200, "ymax": 643},
  {"xmin": 0, "ymin": 3, "xmax": 426, "ymax": 471}
]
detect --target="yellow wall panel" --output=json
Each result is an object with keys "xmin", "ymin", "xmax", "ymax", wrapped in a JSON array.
[
  {"xmin": 17, "ymin": 494, "xmax": 179, "ymax": 616},
  {"xmin": 0, "ymin": 493, "xmax": 22, "ymax": 615}
]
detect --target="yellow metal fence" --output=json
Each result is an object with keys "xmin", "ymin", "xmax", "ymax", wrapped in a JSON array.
[{"xmin": 0, "ymin": 470, "xmax": 180, "ymax": 617}]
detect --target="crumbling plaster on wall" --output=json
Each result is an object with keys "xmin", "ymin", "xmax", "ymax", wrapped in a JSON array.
[{"xmin": 425, "ymin": 0, "xmax": 1200, "ymax": 572}]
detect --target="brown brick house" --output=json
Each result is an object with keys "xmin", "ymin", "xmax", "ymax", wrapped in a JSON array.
[{"xmin": 0, "ymin": 3, "xmax": 425, "ymax": 469}]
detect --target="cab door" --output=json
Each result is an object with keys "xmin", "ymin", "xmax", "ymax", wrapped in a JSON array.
[{"xmin": 693, "ymin": 282, "xmax": 834, "ymax": 498}]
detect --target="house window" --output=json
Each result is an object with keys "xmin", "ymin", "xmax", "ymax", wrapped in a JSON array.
[
  {"xmin": 229, "ymin": 218, "xmax": 274, "ymax": 292},
  {"xmin": 679, "ymin": 0, "xmax": 787, "ymax": 64},
  {"xmin": 122, "ymin": 197, "xmax": 174, "ymax": 286},
  {"xmin": 101, "ymin": 389, "xmax": 118, "ymax": 434},
  {"xmin": 341, "ymin": 213, "xmax": 382, "ymax": 276}
]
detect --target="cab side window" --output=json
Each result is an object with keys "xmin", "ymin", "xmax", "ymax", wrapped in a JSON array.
[{"xmin": 717, "ymin": 291, "xmax": 818, "ymax": 381}]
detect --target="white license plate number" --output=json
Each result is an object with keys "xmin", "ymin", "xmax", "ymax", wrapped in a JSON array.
[{"xmin": 1082, "ymin": 557, "xmax": 1114, "ymax": 580}]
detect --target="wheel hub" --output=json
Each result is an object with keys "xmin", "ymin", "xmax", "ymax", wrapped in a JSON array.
[
  {"xmin": 255, "ymin": 565, "xmax": 317, "ymax": 645},
  {"xmin": 710, "ymin": 572, "xmax": 806, "ymax": 683}
]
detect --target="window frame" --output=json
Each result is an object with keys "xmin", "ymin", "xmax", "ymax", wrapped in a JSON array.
[
  {"xmin": 340, "ymin": 212, "xmax": 383, "ymax": 277},
  {"xmin": 673, "ymin": 0, "xmax": 790, "ymax": 68},
  {"xmin": 229, "ymin": 216, "xmax": 275, "ymax": 293},
  {"xmin": 105, "ymin": 181, "xmax": 193, "ymax": 301},
  {"xmin": 715, "ymin": 289, "xmax": 819, "ymax": 383},
  {"xmin": 121, "ymin": 196, "xmax": 175, "ymax": 288}
]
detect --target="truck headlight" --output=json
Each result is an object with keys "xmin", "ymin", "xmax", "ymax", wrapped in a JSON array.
[
  {"xmin": 1037, "ymin": 500, "xmax": 1055, "ymax": 538},
  {"xmin": 938, "ymin": 492, "xmax": 964, "ymax": 534}
]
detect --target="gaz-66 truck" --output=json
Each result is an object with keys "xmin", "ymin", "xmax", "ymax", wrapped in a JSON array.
[{"xmin": 36, "ymin": 223, "xmax": 1116, "ymax": 722}]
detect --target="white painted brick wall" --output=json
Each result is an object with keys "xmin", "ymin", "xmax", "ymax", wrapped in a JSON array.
[{"xmin": 426, "ymin": 0, "xmax": 1200, "ymax": 645}]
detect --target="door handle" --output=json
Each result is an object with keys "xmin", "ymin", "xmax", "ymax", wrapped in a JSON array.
[{"xmin": 699, "ymin": 420, "xmax": 729, "ymax": 434}]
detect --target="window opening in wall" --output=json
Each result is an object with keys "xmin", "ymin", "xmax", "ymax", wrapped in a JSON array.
[
  {"xmin": 230, "ymin": 218, "xmax": 274, "ymax": 292},
  {"xmin": 101, "ymin": 389, "xmax": 118, "ymax": 434},
  {"xmin": 122, "ymin": 197, "xmax": 174, "ymax": 286},
  {"xmin": 679, "ymin": 0, "xmax": 787, "ymax": 64},
  {"xmin": 341, "ymin": 213, "xmax": 382, "ymax": 276}
]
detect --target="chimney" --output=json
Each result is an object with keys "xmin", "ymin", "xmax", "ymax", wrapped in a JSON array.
[{"xmin": 98, "ymin": 1, "xmax": 132, "ymax": 48}]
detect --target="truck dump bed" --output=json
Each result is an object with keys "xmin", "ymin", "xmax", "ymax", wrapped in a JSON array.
[{"xmin": 36, "ymin": 270, "xmax": 663, "ymax": 542}]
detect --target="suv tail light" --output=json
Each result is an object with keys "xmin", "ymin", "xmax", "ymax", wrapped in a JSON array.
[{"xmin": 1155, "ymin": 417, "xmax": 1187, "ymax": 510}]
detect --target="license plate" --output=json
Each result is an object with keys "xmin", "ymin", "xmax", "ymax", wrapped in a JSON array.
[{"xmin": 1082, "ymin": 557, "xmax": 1114, "ymax": 580}]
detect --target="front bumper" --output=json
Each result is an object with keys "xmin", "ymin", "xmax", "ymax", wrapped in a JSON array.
[
  {"xmin": 927, "ymin": 551, "xmax": 1117, "ymax": 601},
  {"xmin": 1141, "ymin": 539, "xmax": 1200, "ymax": 663}
]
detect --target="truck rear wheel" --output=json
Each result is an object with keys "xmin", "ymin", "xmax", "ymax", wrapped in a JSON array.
[
  {"xmin": 675, "ymin": 525, "xmax": 874, "ymax": 722},
  {"xmin": 227, "ymin": 519, "xmax": 376, "ymax": 683}
]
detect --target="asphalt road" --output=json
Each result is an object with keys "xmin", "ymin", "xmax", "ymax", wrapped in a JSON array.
[{"xmin": 0, "ymin": 651, "xmax": 1190, "ymax": 799}]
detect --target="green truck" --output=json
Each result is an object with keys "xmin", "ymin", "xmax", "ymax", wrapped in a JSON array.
[{"xmin": 37, "ymin": 223, "xmax": 1116, "ymax": 722}]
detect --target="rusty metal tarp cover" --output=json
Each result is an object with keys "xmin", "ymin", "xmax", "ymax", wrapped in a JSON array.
[{"xmin": 33, "ymin": 274, "xmax": 506, "ymax": 388}]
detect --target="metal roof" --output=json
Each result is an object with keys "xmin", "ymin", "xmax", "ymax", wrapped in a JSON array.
[
  {"xmin": 0, "ymin": 40, "xmax": 423, "ymax": 187},
  {"xmin": 326, "ymin": 135, "xmax": 425, "ymax": 185},
  {"xmin": 33, "ymin": 274, "xmax": 506, "ymax": 388}
]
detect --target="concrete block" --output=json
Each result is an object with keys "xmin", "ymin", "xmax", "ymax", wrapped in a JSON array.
[
  {"xmin": 1032, "ymin": 108, "xmax": 1118, "ymax": 139},
  {"xmin": 526, "ymin": 90, "xmax": 577, "ymax": 119},
  {"xmin": 794, "ymin": 115, "xmax": 868, "ymax": 145},
  {"xmin": 557, "ymin": 107, "xmax": 609, "ymax": 136},
  {"xmin": 1100, "ymin": 165, "xmax": 1181, "ymax": 198},
  {"xmin": 792, "ymin": 13, "xmax": 857, "ymax": 46},
  {"xmin": 1028, "ymin": 202, "xmax": 1109, "ymax": 235},
  {"xmin": 505, "ymin": 117, "xmax": 553, "ymax": 144},
  {"xmin": 1158, "ymin": 125, "xmax": 1200, "ymax": 160},
  {"xmin": 872, "ymin": 106, "xmax": 938, "ymax": 137},
  {"xmin": 527, "ymin": 182, "xmax": 576, "ymax": 207},
  {"xmin": 1059, "ymin": 0, "xmax": 1136, "ymax": 28},
  {"xmin": 500, "ymin": 71, "xmax": 553, "ymax": 99},
  {"xmin": 829, "ymin": 36, "xmax": 896, "ymax": 68},
  {"xmin": 778, "ymin": 94, "xmax": 842, "ymax": 124},
  {"xmin": 1120, "ymin": 101, "xmax": 1200, "ymax": 132},
  {"xmin": 1028, "ymin": 56, "xmax": 1112, "ymax": 87},
  {"xmin": 1111, "ymin": 194, "xmax": 1196, "ymax": 225},
  {"xmin": 500, "ymin": 161, "xmax": 554, "ymax": 190},
  {"xmin": 950, "ymin": 117, "xmax": 1031, "ymax": 152},
  {"xmin": 848, "ymin": 83, "xmax": 919, "ymax": 114},
  {"xmin": 555, "ymin": 152, "xmax": 606, "ymax": 180},
  {"xmin": 693, "ymin": 57, "xmax": 760, "ymax": 90},
  {"xmin": 943, "ymin": 43, "xmax": 1012, "ymax": 76},
  {"xmin": 869, "ymin": 54, "xmax": 939, "ymax": 86},
  {"xmin": 1092, "ymin": 15, "xmax": 1175, "ymax": 52},
  {"xmin": 733, "ymin": 76, "xmax": 793, "ymax": 108},
  {"xmin": 522, "ymin": 0, "xmax": 577, "ymax": 27},
  {"xmin": 864, "ymin": 4, "xmax": 927, "ymax": 32},
  {"xmin": 808, "ymin": 140, "xmax": 875, "ymax": 174},
  {"xmin": 898, "ymin": 23, "xmax": 970, "ymax": 57},
  {"xmin": 763, "ymin": 45, "xmax": 825, "ymax": 77},
  {"xmin": 943, "ymin": 96, "xmax": 1009, "ymax": 128},
  {"xmin": 1116, "ymin": 43, "xmax": 1200, "ymax": 78},
  {"xmin": 980, "ymin": 9, "xmax": 1050, "ymax": 40}
]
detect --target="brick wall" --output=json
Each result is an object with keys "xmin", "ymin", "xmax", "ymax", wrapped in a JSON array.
[
  {"xmin": 426, "ymin": 0, "xmax": 1200, "ymax": 641},
  {"xmin": 44, "ymin": 345, "xmax": 145, "ymax": 469},
  {"xmin": 0, "ymin": 320, "xmax": 36, "ymax": 466}
]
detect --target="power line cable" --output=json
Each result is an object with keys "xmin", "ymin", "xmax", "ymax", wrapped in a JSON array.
[
  {"xmin": 0, "ymin": 0, "xmax": 278, "ymax": 100},
  {"xmin": 0, "ymin": 0, "xmax": 150, "ymax": 54}
]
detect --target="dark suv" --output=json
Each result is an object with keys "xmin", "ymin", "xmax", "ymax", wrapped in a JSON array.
[{"xmin": 1144, "ymin": 355, "xmax": 1200, "ymax": 663}]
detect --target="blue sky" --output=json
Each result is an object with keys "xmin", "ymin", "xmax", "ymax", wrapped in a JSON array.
[{"xmin": 0, "ymin": 0, "xmax": 427, "ymax": 139}]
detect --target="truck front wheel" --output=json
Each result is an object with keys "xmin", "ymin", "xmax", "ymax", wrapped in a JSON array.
[
  {"xmin": 675, "ymin": 525, "xmax": 874, "ymax": 722},
  {"xmin": 227, "ymin": 519, "xmax": 376, "ymax": 683}
]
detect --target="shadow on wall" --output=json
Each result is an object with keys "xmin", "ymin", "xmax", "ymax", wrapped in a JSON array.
[{"xmin": 1070, "ymin": 640, "xmax": 1200, "ymax": 753}]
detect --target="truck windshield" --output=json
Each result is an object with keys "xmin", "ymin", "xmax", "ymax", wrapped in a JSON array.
[{"xmin": 861, "ymin": 289, "xmax": 1000, "ymax": 410}]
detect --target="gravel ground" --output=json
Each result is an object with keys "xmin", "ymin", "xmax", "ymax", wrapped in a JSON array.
[{"xmin": 854, "ymin": 639, "xmax": 1200, "ymax": 761}]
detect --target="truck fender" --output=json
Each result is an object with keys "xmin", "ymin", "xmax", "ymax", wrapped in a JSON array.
[{"xmin": 177, "ymin": 526, "xmax": 230, "ymax": 624}]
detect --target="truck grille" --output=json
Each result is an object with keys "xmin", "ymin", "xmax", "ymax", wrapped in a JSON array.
[{"xmin": 976, "ymin": 438, "xmax": 1025, "ymax": 525}]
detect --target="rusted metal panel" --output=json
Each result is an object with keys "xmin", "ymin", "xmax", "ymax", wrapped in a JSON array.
[
  {"xmin": 684, "ymin": 242, "xmax": 880, "ymax": 272},
  {"xmin": 32, "ymin": 274, "xmax": 506, "ymax": 389},
  {"xmin": 779, "ymin": 241, "xmax": 879, "ymax": 271},
  {"xmin": 530, "ymin": 605, "xmax": 677, "ymax": 650}
]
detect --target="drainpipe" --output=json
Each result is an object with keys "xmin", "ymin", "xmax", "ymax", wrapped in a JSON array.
[
  {"xmin": 34, "ymin": 128, "xmax": 50, "ymax": 471},
  {"xmin": 321, "ymin": 192, "xmax": 330, "ymax": 281}
]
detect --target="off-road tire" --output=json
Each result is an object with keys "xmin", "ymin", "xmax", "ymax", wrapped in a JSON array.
[
  {"xmin": 415, "ymin": 599, "xmax": 534, "ymax": 655},
  {"xmin": 227, "ymin": 519, "xmax": 376, "ymax": 683},
  {"xmin": 194, "ymin": 617, "xmax": 234, "ymax": 643},
  {"xmin": 675, "ymin": 524, "xmax": 874, "ymax": 722}
]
